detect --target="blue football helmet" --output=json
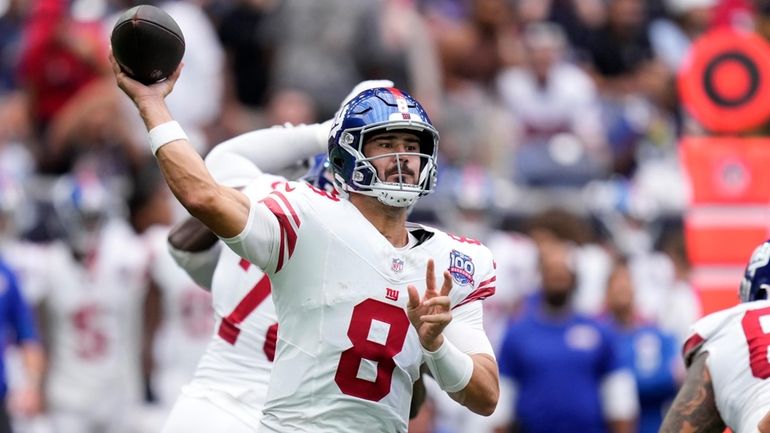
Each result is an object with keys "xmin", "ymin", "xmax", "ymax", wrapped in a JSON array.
[
  {"xmin": 740, "ymin": 240, "xmax": 770, "ymax": 302},
  {"xmin": 328, "ymin": 87, "xmax": 439, "ymax": 208},
  {"xmin": 52, "ymin": 170, "xmax": 115, "ymax": 254}
]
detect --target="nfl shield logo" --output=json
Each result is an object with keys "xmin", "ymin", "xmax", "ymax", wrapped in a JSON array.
[{"xmin": 391, "ymin": 258, "xmax": 405, "ymax": 273}]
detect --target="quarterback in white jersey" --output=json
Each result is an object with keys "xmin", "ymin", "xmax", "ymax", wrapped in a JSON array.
[
  {"xmin": 112, "ymin": 55, "xmax": 500, "ymax": 433},
  {"xmin": 162, "ymin": 81, "xmax": 404, "ymax": 432},
  {"xmin": 660, "ymin": 240, "xmax": 770, "ymax": 433}
]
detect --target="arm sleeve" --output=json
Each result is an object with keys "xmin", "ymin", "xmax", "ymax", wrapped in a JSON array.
[
  {"xmin": 599, "ymin": 327, "xmax": 639, "ymax": 420},
  {"xmin": 221, "ymin": 185, "xmax": 305, "ymax": 274},
  {"xmin": 204, "ymin": 122, "xmax": 330, "ymax": 187},
  {"xmin": 443, "ymin": 301, "xmax": 495, "ymax": 357},
  {"xmin": 167, "ymin": 241, "xmax": 223, "ymax": 290},
  {"xmin": 600, "ymin": 369, "xmax": 639, "ymax": 420}
]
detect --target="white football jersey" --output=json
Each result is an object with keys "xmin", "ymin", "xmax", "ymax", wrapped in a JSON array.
[
  {"xmin": 183, "ymin": 246, "xmax": 276, "ymax": 426},
  {"xmin": 224, "ymin": 181, "xmax": 497, "ymax": 433},
  {"xmin": 22, "ymin": 220, "xmax": 149, "ymax": 411},
  {"xmin": 144, "ymin": 226, "xmax": 214, "ymax": 406},
  {"xmin": 683, "ymin": 300, "xmax": 770, "ymax": 433}
]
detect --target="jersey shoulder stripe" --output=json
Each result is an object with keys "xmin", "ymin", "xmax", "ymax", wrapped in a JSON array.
[
  {"xmin": 682, "ymin": 301, "xmax": 770, "ymax": 367},
  {"xmin": 454, "ymin": 275, "xmax": 496, "ymax": 309},
  {"xmin": 682, "ymin": 333, "xmax": 705, "ymax": 367},
  {"xmin": 259, "ymin": 191, "xmax": 301, "ymax": 272}
]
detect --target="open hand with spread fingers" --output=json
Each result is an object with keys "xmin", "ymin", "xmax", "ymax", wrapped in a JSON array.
[{"xmin": 407, "ymin": 259, "xmax": 453, "ymax": 352}]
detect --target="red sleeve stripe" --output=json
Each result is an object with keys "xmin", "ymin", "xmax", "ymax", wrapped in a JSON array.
[
  {"xmin": 682, "ymin": 333, "xmax": 705, "ymax": 367},
  {"xmin": 261, "ymin": 196, "xmax": 284, "ymax": 270},
  {"xmin": 272, "ymin": 191, "xmax": 301, "ymax": 228},
  {"xmin": 261, "ymin": 197, "xmax": 298, "ymax": 272},
  {"xmin": 478, "ymin": 276, "xmax": 496, "ymax": 288},
  {"xmin": 453, "ymin": 286, "xmax": 496, "ymax": 309}
]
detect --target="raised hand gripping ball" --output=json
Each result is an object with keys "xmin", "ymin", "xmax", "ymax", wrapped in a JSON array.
[{"xmin": 110, "ymin": 4, "xmax": 185, "ymax": 85}]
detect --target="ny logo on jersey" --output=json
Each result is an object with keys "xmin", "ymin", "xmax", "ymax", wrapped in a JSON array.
[
  {"xmin": 385, "ymin": 288, "xmax": 399, "ymax": 301},
  {"xmin": 449, "ymin": 249, "xmax": 475, "ymax": 286},
  {"xmin": 391, "ymin": 258, "xmax": 404, "ymax": 273}
]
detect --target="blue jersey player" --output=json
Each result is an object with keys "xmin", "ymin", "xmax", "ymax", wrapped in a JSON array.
[{"xmin": 0, "ymin": 257, "xmax": 44, "ymax": 433}]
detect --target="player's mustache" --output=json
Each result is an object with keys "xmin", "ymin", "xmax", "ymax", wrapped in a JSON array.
[{"xmin": 385, "ymin": 165, "xmax": 416, "ymax": 179}]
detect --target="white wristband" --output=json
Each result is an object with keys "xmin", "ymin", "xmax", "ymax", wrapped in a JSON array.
[
  {"xmin": 149, "ymin": 121, "xmax": 188, "ymax": 155},
  {"xmin": 423, "ymin": 338, "xmax": 474, "ymax": 393}
]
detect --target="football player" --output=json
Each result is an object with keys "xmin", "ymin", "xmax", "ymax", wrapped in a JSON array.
[
  {"xmin": 161, "ymin": 81, "xmax": 427, "ymax": 433},
  {"xmin": 660, "ymin": 239, "xmax": 770, "ymax": 433},
  {"xmin": 26, "ymin": 169, "xmax": 149, "ymax": 433},
  {"xmin": 111, "ymin": 53, "xmax": 500, "ymax": 433}
]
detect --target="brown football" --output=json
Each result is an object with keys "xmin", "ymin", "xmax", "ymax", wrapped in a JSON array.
[{"xmin": 110, "ymin": 4, "xmax": 185, "ymax": 85}]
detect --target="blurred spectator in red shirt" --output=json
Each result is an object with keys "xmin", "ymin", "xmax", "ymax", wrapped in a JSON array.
[
  {"xmin": 18, "ymin": 0, "xmax": 108, "ymax": 132},
  {"xmin": 16, "ymin": 0, "xmax": 143, "ymax": 174}
]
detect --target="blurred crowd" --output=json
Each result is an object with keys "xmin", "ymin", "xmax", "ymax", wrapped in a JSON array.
[{"xmin": 0, "ymin": 0, "xmax": 766, "ymax": 432}]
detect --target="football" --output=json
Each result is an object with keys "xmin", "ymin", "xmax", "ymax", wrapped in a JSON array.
[{"xmin": 110, "ymin": 4, "xmax": 185, "ymax": 85}]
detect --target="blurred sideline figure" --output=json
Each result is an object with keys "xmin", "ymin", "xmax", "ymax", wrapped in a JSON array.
[
  {"xmin": 600, "ymin": 258, "xmax": 681, "ymax": 433},
  {"xmin": 18, "ymin": 167, "xmax": 149, "ymax": 433},
  {"xmin": 492, "ymin": 239, "xmax": 638, "ymax": 433},
  {"xmin": 659, "ymin": 239, "xmax": 770, "ymax": 433},
  {"xmin": 0, "ymin": 176, "xmax": 44, "ymax": 433}
]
